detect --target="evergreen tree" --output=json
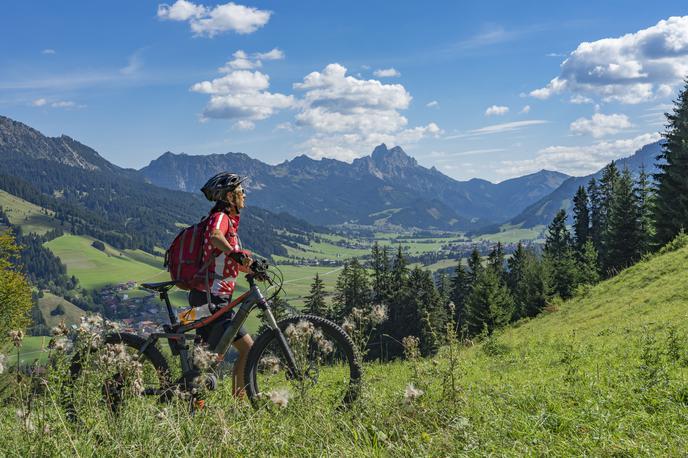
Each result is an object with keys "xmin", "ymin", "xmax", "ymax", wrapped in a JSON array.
[
  {"xmin": 576, "ymin": 240, "xmax": 600, "ymax": 285},
  {"xmin": 598, "ymin": 161, "xmax": 620, "ymax": 267},
  {"xmin": 635, "ymin": 165, "xmax": 655, "ymax": 254},
  {"xmin": 404, "ymin": 267, "xmax": 447, "ymax": 355},
  {"xmin": 332, "ymin": 259, "xmax": 371, "ymax": 320},
  {"xmin": 544, "ymin": 210, "xmax": 579, "ymax": 299},
  {"xmin": 588, "ymin": 177, "xmax": 603, "ymax": 253},
  {"xmin": 654, "ymin": 80, "xmax": 688, "ymax": 246},
  {"xmin": 304, "ymin": 273, "xmax": 328, "ymax": 316},
  {"xmin": 518, "ymin": 253, "xmax": 551, "ymax": 318},
  {"xmin": 370, "ymin": 242, "xmax": 390, "ymax": 302},
  {"xmin": 450, "ymin": 261, "xmax": 471, "ymax": 333},
  {"xmin": 572, "ymin": 185, "xmax": 590, "ymax": 251},
  {"xmin": 467, "ymin": 247, "xmax": 483, "ymax": 284},
  {"xmin": 465, "ymin": 268, "xmax": 513, "ymax": 336},
  {"xmin": 605, "ymin": 168, "xmax": 641, "ymax": 273},
  {"xmin": 487, "ymin": 242, "xmax": 506, "ymax": 279}
]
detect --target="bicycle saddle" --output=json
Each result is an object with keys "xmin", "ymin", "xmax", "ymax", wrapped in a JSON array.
[{"xmin": 141, "ymin": 280, "xmax": 178, "ymax": 292}]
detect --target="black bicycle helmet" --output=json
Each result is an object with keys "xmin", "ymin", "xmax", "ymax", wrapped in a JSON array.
[{"xmin": 201, "ymin": 172, "xmax": 246, "ymax": 202}]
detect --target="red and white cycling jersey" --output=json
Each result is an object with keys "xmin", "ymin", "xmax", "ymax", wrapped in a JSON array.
[{"xmin": 195, "ymin": 211, "xmax": 247, "ymax": 298}]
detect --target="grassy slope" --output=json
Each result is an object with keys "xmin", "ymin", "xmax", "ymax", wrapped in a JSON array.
[
  {"xmin": 475, "ymin": 223, "xmax": 545, "ymax": 243},
  {"xmin": 37, "ymin": 292, "xmax": 86, "ymax": 329},
  {"xmin": 4, "ymin": 239, "xmax": 688, "ymax": 456},
  {"xmin": 0, "ymin": 189, "xmax": 61, "ymax": 235},
  {"xmin": 44, "ymin": 234, "xmax": 169, "ymax": 290}
]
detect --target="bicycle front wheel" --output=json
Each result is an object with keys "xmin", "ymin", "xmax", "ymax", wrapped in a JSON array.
[
  {"xmin": 244, "ymin": 315, "xmax": 361, "ymax": 408},
  {"xmin": 64, "ymin": 332, "xmax": 171, "ymax": 422}
]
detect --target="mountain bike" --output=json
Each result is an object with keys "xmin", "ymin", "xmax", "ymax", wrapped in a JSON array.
[{"xmin": 65, "ymin": 260, "xmax": 361, "ymax": 419}]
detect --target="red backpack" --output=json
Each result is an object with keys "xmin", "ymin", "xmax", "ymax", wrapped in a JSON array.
[{"xmin": 164, "ymin": 217, "xmax": 213, "ymax": 290}]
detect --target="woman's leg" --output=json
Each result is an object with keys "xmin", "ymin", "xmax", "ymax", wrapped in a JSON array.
[{"xmin": 231, "ymin": 334, "xmax": 254, "ymax": 396}]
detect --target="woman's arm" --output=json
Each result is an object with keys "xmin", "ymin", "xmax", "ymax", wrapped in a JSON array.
[{"xmin": 209, "ymin": 228, "xmax": 253, "ymax": 272}]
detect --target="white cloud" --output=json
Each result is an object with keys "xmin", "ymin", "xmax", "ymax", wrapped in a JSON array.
[
  {"xmin": 41, "ymin": 49, "xmax": 56, "ymax": 55},
  {"xmin": 255, "ymin": 48, "xmax": 284, "ymax": 61},
  {"xmin": 51, "ymin": 100, "xmax": 76, "ymax": 108},
  {"xmin": 31, "ymin": 98, "xmax": 47, "ymax": 107},
  {"xmin": 570, "ymin": 94, "xmax": 594, "ymax": 104},
  {"xmin": 293, "ymin": 64, "xmax": 440, "ymax": 160},
  {"xmin": 426, "ymin": 100, "xmax": 439, "ymax": 108},
  {"xmin": 445, "ymin": 120, "xmax": 548, "ymax": 139},
  {"xmin": 485, "ymin": 105, "xmax": 509, "ymax": 116},
  {"xmin": 519, "ymin": 105, "xmax": 531, "ymax": 114},
  {"xmin": 530, "ymin": 16, "xmax": 688, "ymax": 104},
  {"xmin": 191, "ymin": 54, "xmax": 293, "ymax": 129},
  {"xmin": 569, "ymin": 113, "xmax": 632, "ymax": 138},
  {"xmin": 233, "ymin": 120, "xmax": 255, "ymax": 130},
  {"xmin": 498, "ymin": 132, "xmax": 661, "ymax": 177},
  {"xmin": 157, "ymin": 0, "xmax": 205, "ymax": 20},
  {"xmin": 218, "ymin": 48, "xmax": 284, "ymax": 72},
  {"xmin": 120, "ymin": 50, "xmax": 143, "ymax": 76},
  {"xmin": 373, "ymin": 68, "xmax": 401, "ymax": 78},
  {"xmin": 157, "ymin": 0, "xmax": 271, "ymax": 37}
]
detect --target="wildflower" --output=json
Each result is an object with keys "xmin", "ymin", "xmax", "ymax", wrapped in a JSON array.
[
  {"xmin": 284, "ymin": 324, "xmax": 297, "ymax": 339},
  {"xmin": 403, "ymin": 383, "xmax": 424, "ymax": 404},
  {"xmin": 402, "ymin": 335, "xmax": 420, "ymax": 360},
  {"xmin": 51, "ymin": 320, "xmax": 70, "ymax": 337},
  {"xmin": 193, "ymin": 345, "xmax": 219, "ymax": 370},
  {"xmin": 9, "ymin": 330, "xmax": 23, "ymax": 348},
  {"xmin": 0, "ymin": 354, "xmax": 5, "ymax": 374},
  {"xmin": 369, "ymin": 304, "xmax": 388, "ymax": 325},
  {"xmin": 260, "ymin": 355, "xmax": 281, "ymax": 375},
  {"xmin": 42, "ymin": 424, "xmax": 51, "ymax": 435},
  {"xmin": 295, "ymin": 320, "xmax": 315, "ymax": 337},
  {"xmin": 266, "ymin": 388, "xmax": 291, "ymax": 408},
  {"xmin": 351, "ymin": 308, "xmax": 364, "ymax": 321},
  {"xmin": 342, "ymin": 319, "xmax": 355, "ymax": 335},
  {"xmin": 156, "ymin": 408, "xmax": 168, "ymax": 421},
  {"xmin": 312, "ymin": 329, "xmax": 334, "ymax": 354},
  {"xmin": 48, "ymin": 337, "xmax": 72, "ymax": 353}
]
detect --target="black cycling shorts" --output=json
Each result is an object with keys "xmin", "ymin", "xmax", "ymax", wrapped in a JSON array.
[{"xmin": 188, "ymin": 289, "xmax": 248, "ymax": 347}]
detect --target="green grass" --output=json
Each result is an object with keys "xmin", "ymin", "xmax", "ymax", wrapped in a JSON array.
[
  {"xmin": 0, "ymin": 189, "xmax": 61, "ymax": 235},
  {"xmin": 7, "ymin": 336, "xmax": 50, "ymax": 363},
  {"xmin": 3, "ymin": 238, "xmax": 688, "ymax": 455},
  {"xmin": 44, "ymin": 234, "xmax": 169, "ymax": 290},
  {"xmin": 475, "ymin": 224, "xmax": 546, "ymax": 243},
  {"xmin": 37, "ymin": 292, "xmax": 86, "ymax": 329}
]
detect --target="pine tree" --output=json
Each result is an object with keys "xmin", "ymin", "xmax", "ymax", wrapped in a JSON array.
[
  {"xmin": 588, "ymin": 177, "xmax": 603, "ymax": 253},
  {"xmin": 544, "ymin": 209, "xmax": 579, "ymax": 299},
  {"xmin": 598, "ymin": 161, "xmax": 620, "ymax": 268},
  {"xmin": 635, "ymin": 165, "xmax": 655, "ymax": 254},
  {"xmin": 370, "ymin": 242, "xmax": 390, "ymax": 302},
  {"xmin": 572, "ymin": 185, "xmax": 590, "ymax": 251},
  {"xmin": 467, "ymin": 247, "xmax": 483, "ymax": 284},
  {"xmin": 654, "ymin": 80, "xmax": 688, "ymax": 246},
  {"xmin": 465, "ymin": 268, "xmax": 513, "ymax": 336},
  {"xmin": 605, "ymin": 168, "xmax": 641, "ymax": 273},
  {"xmin": 576, "ymin": 240, "xmax": 600, "ymax": 285},
  {"xmin": 304, "ymin": 273, "xmax": 328, "ymax": 316},
  {"xmin": 487, "ymin": 242, "xmax": 506, "ymax": 278},
  {"xmin": 405, "ymin": 267, "xmax": 447, "ymax": 355},
  {"xmin": 450, "ymin": 261, "xmax": 471, "ymax": 333},
  {"xmin": 519, "ymin": 253, "xmax": 551, "ymax": 318},
  {"xmin": 332, "ymin": 260, "xmax": 371, "ymax": 320}
]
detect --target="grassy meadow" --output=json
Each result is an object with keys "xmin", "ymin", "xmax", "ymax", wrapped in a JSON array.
[
  {"xmin": 0, "ymin": 189, "xmax": 61, "ymax": 236},
  {"xmin": 2, "ymin": 234, "xmax": 688, "ymax": 456}
]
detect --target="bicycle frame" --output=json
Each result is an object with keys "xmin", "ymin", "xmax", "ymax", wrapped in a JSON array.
[{"xmin": 141, "ymin": 274, "xmax": 298, "ymax": 387}]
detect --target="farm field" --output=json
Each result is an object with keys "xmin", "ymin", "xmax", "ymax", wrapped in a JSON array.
[
  {"xmin": 44, "ymin": 234, "xmax": 169, "ymax": 290},
  {"xmin": 475, "ymin": 224, "xmax": 546, "ymax": 244}
]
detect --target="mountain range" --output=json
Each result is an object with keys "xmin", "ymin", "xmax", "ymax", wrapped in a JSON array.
[
  {"xmin": 0, "ymin": 115, "xmax": 315, "ymax": 258},
  {"xmin": 140, "ymin": 144, "xmax": 570, "ymax": 230},
  {"xmin": 474, "ymin": 141, "xmax": 663, "ymax": 234},
  {"xmin": 0, "ymin": 113, "xmax": 663, "ymax": 239}
]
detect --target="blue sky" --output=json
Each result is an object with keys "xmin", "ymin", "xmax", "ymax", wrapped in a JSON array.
[{"xmin": 1, "ymin": 1, "xmax": 686, "ymax": 181}]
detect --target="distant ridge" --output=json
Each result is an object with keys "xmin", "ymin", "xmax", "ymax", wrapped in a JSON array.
[{"xmin": 141, "ymin": 144, "xmax": 570, "ymax": 230}]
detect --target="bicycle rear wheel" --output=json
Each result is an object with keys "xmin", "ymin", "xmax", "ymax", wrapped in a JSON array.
[
  {"xmin": 244, "ymin": 315, "xmax": 361, "ymax": 408},
  {"xmin": 64, "ymin": 332, "xmax": 171, "ymax": 422}
]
